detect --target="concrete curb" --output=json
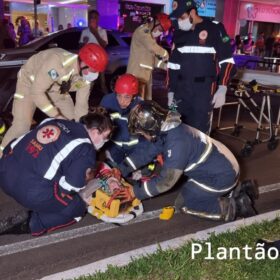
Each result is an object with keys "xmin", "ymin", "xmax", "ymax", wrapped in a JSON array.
[{"xmin": 42, "ymin": 209, "xmax": 280, "ymax": 280}]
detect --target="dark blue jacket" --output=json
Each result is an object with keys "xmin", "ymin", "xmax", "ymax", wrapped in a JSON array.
[
  {"xmin": 100, "ymin": 93, "xmax": 142, "ymax": 144},
  {"xmin": 119, "ymin": 124, "xmax": 239, "ymax": 200},
  {"xmin": 168, "ymin": 20, "xmax": 236, "ymax": 92},
  {"xmin": 0, "ymin": 119, "xmax": 96, "ymax": 204}
]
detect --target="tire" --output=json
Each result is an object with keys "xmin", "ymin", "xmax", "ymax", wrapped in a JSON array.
[
  {"xmin": 267, "ymin": 139, "xmax": 278, "ymax": 151},
  {"xmin": 240, "ymin": 142, "xmax": 253, "ymax": 157}
]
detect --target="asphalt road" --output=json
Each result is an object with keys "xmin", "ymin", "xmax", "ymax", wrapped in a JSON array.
[{"xmin": 0, "ymin": 87, "xmax": 280, "ymax": 279}]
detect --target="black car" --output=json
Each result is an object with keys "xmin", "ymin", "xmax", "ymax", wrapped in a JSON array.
[{"xmin": 0, "ymin": 27, "xmax": 131, "ymax": 116}]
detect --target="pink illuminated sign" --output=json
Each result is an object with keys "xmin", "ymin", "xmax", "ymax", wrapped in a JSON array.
[{"xmin": 239, "ymin": 2, "xmax": 280, "ymax": 23}]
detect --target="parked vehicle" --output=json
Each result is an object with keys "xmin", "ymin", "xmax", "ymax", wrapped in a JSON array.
[{"xmin": 0, "ymin": 27, "xmax": 131, "ymax": 119}]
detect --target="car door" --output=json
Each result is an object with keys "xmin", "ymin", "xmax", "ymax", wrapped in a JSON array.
[{"xmin": 105, "ymin": 31, "xmax": 130, "ymax": 76}]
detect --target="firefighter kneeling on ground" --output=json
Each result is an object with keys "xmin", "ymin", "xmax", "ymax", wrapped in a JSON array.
[
  {"xmin": 0, "ymin": 43, "xmax": 108, "ymax": 157},
  {"xmin": 116, "ymin": 101, "xmax": 258, "ymax": 222},
  {"xmin": 0, "ymin": 108, "xmax": 113, "ymax": 236},
  {"xmin": 126, "ymin": 13, "xmax": 171, "ymax": 100}
]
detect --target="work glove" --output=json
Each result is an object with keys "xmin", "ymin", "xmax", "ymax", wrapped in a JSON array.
[
  {"xmin": 212, "ymin": 85, "xmax": 227, "ymax": 108},
  {"xmin": 167, "ymin": 92, "xmax": 174, "ymax": 107}
]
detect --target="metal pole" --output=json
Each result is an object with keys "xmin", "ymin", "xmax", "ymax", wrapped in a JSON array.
[{"xmin": 34, "ymin": 0, "xmax": 38, "ymax": 38}]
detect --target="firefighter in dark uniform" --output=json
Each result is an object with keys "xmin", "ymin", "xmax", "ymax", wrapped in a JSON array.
[
  {"xmin": 117, "ymin": 101, "xmax": 258, "ymax": 222},
  {"xmin": 100, "ymin": 74, "xmax": 143, "ymax": 163},
  {"xmin": 0, "ymin": 109, "xmax": 113, "ymax": 235},
  {"xmin": 167, "ymin": 0, "xmax": 236, "ymax": 133}
]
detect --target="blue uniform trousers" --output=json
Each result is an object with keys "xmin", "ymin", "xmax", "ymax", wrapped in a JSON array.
[
  {"xmin": 0, "ymin": 157, "xmax": 86, "ymax": 236},
  {"xmin": 175, "ymin": 78, "xmax": 215, "ymax": 133}
]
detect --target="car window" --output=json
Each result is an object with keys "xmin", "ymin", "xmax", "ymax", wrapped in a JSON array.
[
  {"xmin": 37, "ymin": 31, "xmax": 81, "ymax": 52},
  {"xmin": 107, "ymin": 33, "xmax": 119, "ymax": 47}
]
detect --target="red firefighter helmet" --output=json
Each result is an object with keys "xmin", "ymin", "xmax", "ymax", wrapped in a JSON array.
[
  {"xmin": 79, "ymin": 43, "xmax": 108, "ymax": 72},
  {"xmin": 156, "ymin": 13, "xmax": 172, "ymax": 32},
  {"xmin": 115, "ymin": 74, "xmax": 139, "ymax": 96}
]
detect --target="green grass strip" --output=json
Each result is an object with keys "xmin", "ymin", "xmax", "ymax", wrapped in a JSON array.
[{"xmin": 78, "ymin": 218, "xmax": 280, "ymax": 280}]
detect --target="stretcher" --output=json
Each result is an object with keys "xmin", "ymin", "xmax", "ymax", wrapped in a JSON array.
[
  {"xmin": 215, "ymin": 69, "xmax": 280, "ymax": 157},
  {"xmin": 79, "ymin": 162, "xmax": 143, "ymax": 224}
]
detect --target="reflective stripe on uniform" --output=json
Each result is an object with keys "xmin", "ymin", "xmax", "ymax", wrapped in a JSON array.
[
  {"xmin": 0, "ymin": 123, "xmax": 6, "ymax": 134},
  {"xmin": 167, "ymin": 62, "xmax": 181, "ymax": 70},
  {"xmin": 184, "ymin": 144, "xmax": 212, "ymax": 172},
  {"xmin": 14, "ymin": 93, "xmax": 24, "ymax": 99},
  {"xmin": 184, "ymin": 133, "xmax": 213, "ymax": 172},
  {"xmin": 189, "ymin": 178, "xmax": 238, "ymax": 193},
  {"xmin": 110, "ymin": 113, "xmax": 128, "ymax": 121},
  {"xmin": 219, "ymin": 58, "xmax": 235, "ymax": 67},
  {"xmin": 59, "ymin": 176, "xmax": 84, "ymax": 193},
  {"xmin": 10, "ymin": 133, "xmax": 28, "ymax": 150},
  {"xmin": 113, "ymin": 139, "xmax": 139, "ymax": 147},
  {"xmin": 156, "ymin": 60, "xmax": 163, "ymax": 68},
  {"xmin": 143, "ymin": 181, "xmax": 153, "ymax": 197},
  {"xmin": 140, "ymin": 63, "xmax": 153, "ymax": 70},
  {"xmin": 74, "ymin": 217, "xmax": 82, "ymax": 222},
  {"xmin": 178, "ymin": 46, "xmax": 216, "ymax": 54},
  {"xmin": 44, "ymin": 138, "xmax": 91, "ymax": 180},
  {"xmin": 181, "ymin": 206, "xmax": 222, "ymax": 220},
  {"xmin": 42, "ymin": 104, "xmax": 54, "ymax": 113},
  {"xmin": 125, "ymin": 156, "xmax": 137, "ymax": 170},
  {"xmin": 62, "ymin": 54, "xmax": 78, "ymax": 67}
]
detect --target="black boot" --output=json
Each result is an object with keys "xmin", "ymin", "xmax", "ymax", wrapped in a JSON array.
[
  {"xmin": 0, "ymin": 210, "xmax": 31, "ymax": 235},
  {"xmin": 235, "ymin": 192, "xmax": 257, "ymax": 218},
  {"xmin": 240, "ymin": 180, "xmax": 259, "ymax": 201}
]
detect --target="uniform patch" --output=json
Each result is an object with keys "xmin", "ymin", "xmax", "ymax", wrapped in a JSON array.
[
  {"xmin": 48, "ymin": 69, "xmax": 59, "ymax": 80},
  {"xmin": 199, "ymin": 30, "xmax": 208, "ymax": 40},
  {"xmin": 199, "ymin": 30, "xmax": 208, "ymax": 45},
  {"xmin": 36, "ymin": 125, "xmax": 61, "ymax": 144},
  {"xmin": 25, "ymin": 139, "xmax": 43, "ymax": 158},
  {"xmin": 222, "ymin": 36, "xmax": 230, "ymax": 43}
]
